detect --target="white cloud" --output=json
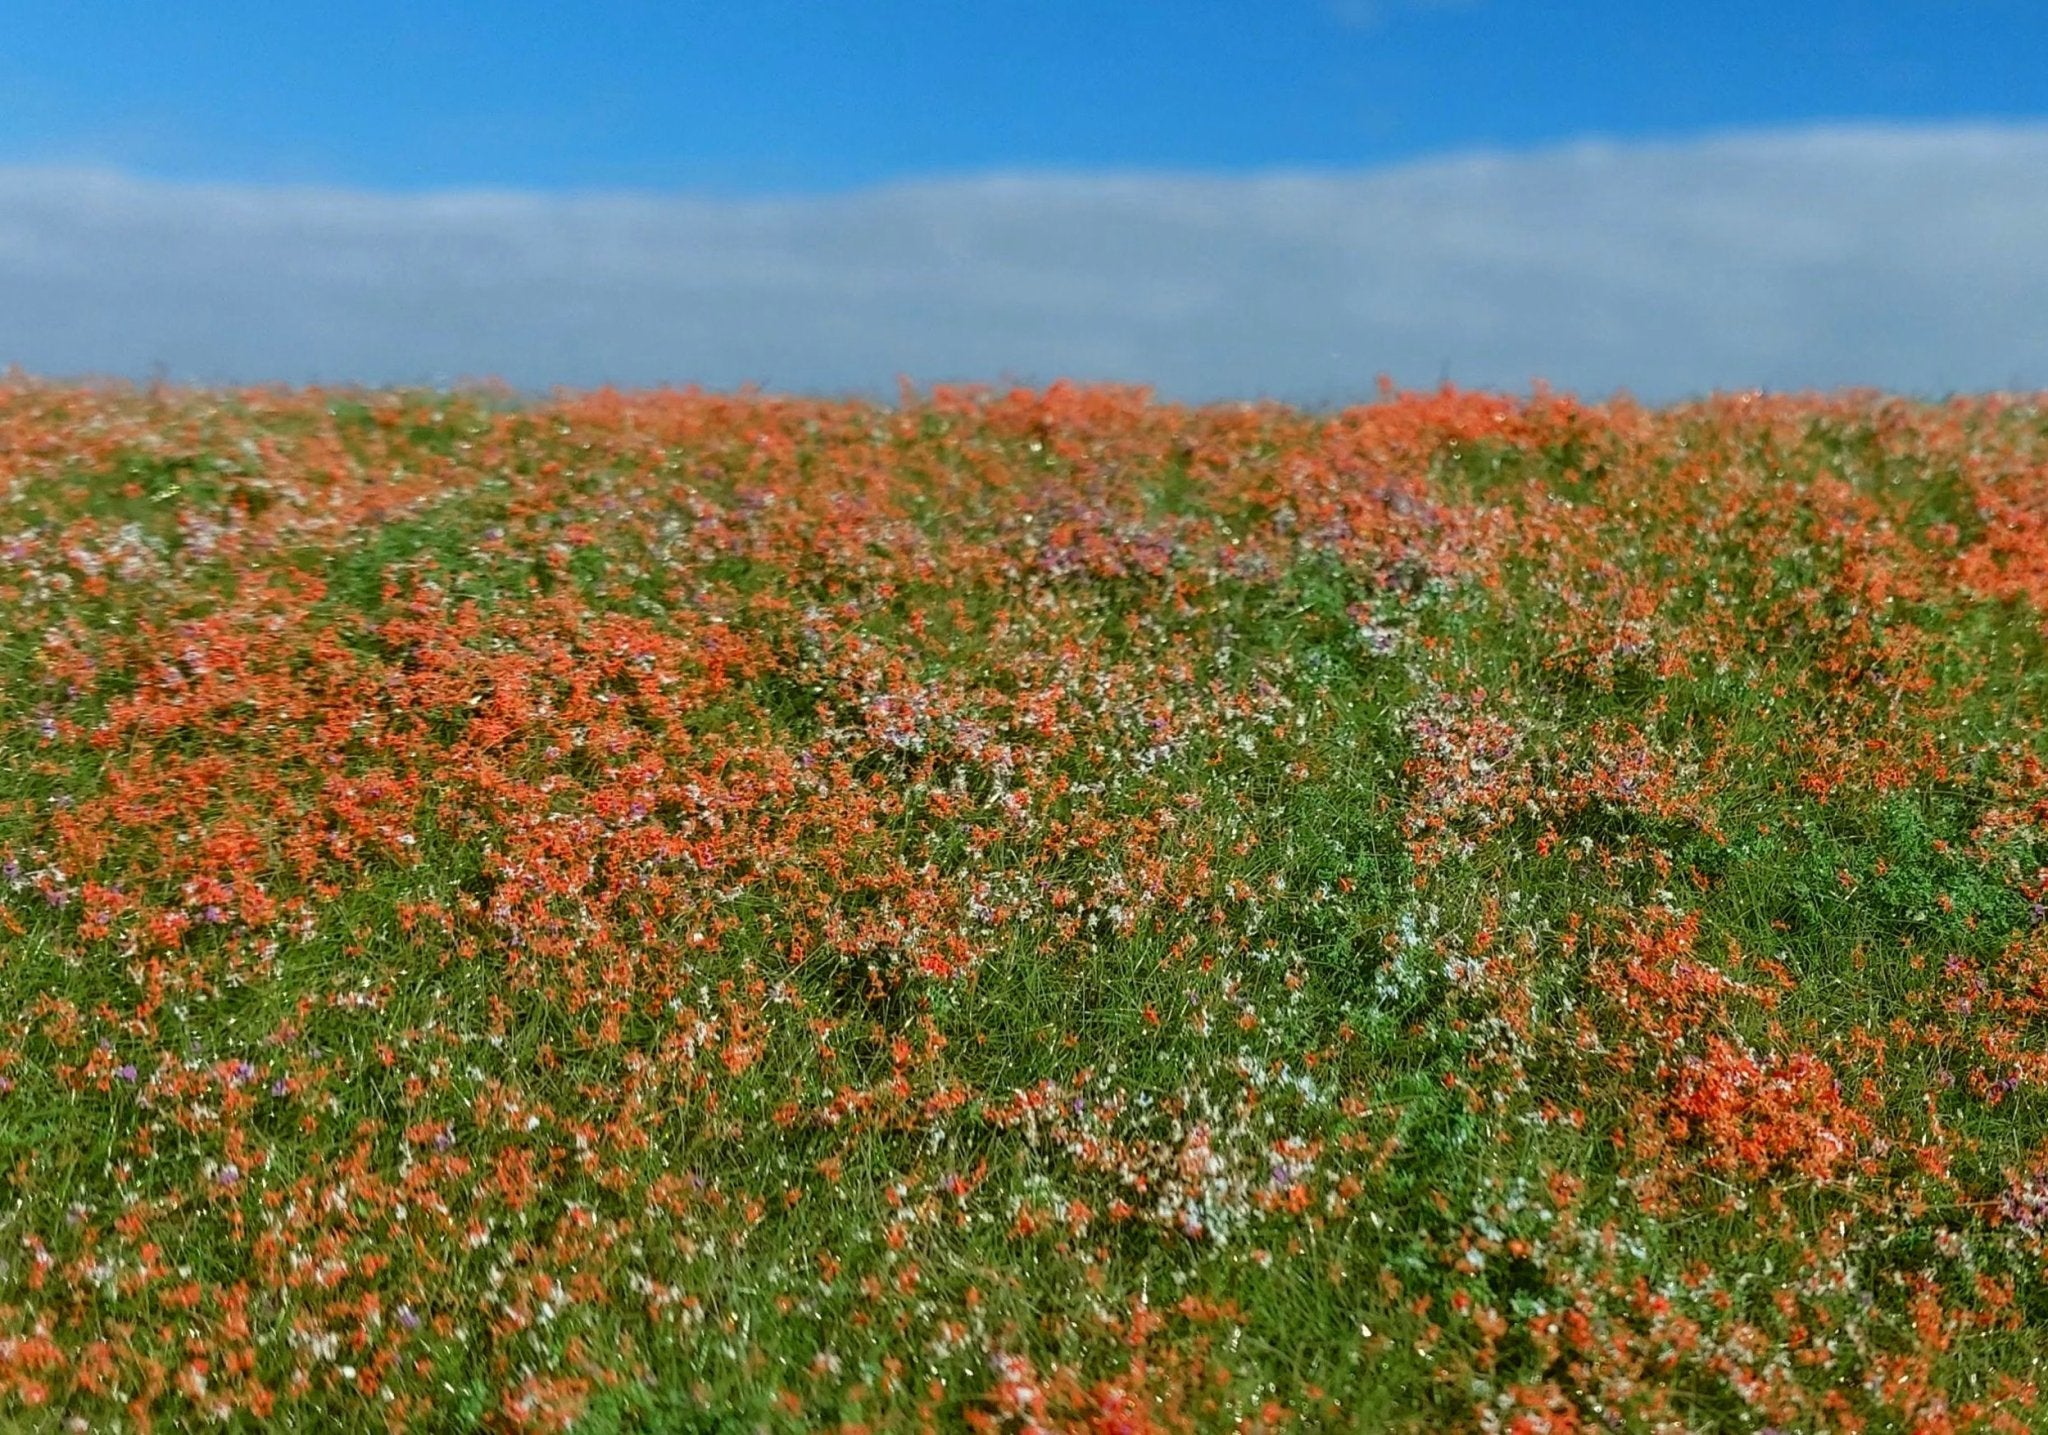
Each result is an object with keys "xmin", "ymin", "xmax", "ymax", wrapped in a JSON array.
[{"xmin": 2, "ymin": 123, "xmax": 2045, "ymax": 403}]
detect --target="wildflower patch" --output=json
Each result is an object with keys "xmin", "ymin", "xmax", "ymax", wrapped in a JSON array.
[{"xmin": 1, "ymin": 379, "xmax": 2046, "ymax": 1430}]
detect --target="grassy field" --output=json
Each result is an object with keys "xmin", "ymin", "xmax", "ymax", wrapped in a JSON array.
[{"xmin": 3, "ymin": 378, "xmax": 2048, "ymax": 1431}]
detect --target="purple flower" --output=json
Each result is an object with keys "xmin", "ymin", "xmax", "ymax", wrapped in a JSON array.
[
  {"xmin": 217, "ymin": 1164, "xmax": 240, "ymax": 1188},
  {"xmin": 396, "ymin": 1305, "xmax": 421, "ymax": 1330},
  {"xmin": 115, "ymin": 1065, "xmax": 138, "ymax": 1083}
]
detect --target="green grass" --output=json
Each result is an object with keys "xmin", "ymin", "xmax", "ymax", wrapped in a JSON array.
[{"xmin": 3, "ymin": 384, "xmax": 2048, "ymax": 1430}]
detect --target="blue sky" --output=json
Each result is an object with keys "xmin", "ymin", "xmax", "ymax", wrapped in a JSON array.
[
  {"xmin": 1, "ymin": 2, "xmax": 2044, "ymax": 399},
  {"xmin": 6, "ymin": 0, "xmax": 2042, "ymax": 192}
]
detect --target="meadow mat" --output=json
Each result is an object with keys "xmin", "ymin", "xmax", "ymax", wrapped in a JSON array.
[{"xmin": 3, "ymin": 379, "xmax": 2047, "ymax": 1430}]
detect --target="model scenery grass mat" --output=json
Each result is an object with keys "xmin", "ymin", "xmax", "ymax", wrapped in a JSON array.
[{"xmin": 3, "ymin": 379, "xmax": 2048, "ymax": 1431}]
